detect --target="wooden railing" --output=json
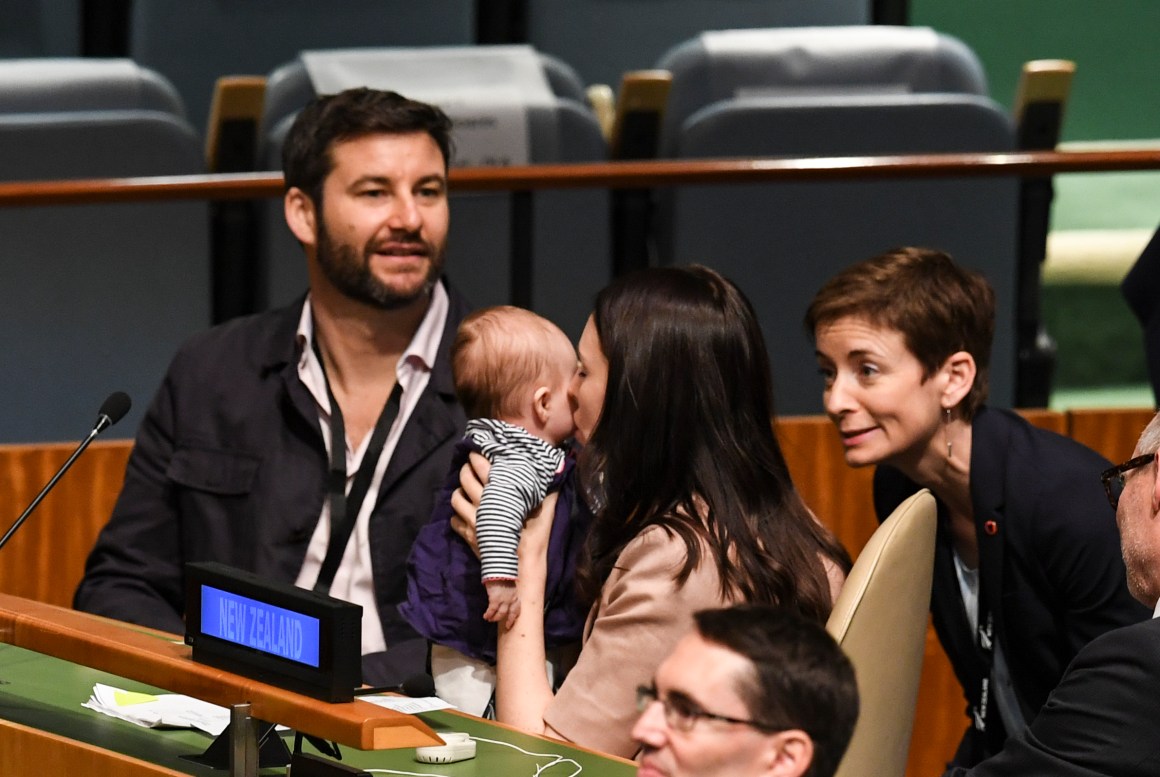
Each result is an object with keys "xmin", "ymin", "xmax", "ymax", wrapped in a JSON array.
[
  {"xmin": 2, "ymin": 148, "xmax": 1160, "ymax": 206},
  {"xmin": 5, "ymin": 147, "xmax": 1157, "ymax": 317},
  {"xmin": 1, "ymin": 407, "xmax": 1153, "ymax": 777}
]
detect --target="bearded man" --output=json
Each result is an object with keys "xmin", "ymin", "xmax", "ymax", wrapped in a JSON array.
[{"xmin": 75, "ymin": 89, "xmax": 472, "ymax": 687}]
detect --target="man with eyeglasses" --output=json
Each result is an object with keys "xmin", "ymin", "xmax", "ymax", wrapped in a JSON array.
[
  {"xmin": 632, "ymin": 605, "xmax": 858, "ymax": 777},
  {"xmin": 951, "ymin": 411, "xmax": 1160, "ymax": 776}
]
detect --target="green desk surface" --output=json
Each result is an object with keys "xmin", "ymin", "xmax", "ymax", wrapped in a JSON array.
[{"xmin": 0, "ymin": 644, "xmax": 635, "ymax": 776}]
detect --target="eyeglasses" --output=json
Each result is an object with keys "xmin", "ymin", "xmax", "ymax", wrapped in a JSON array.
[
  {"xmin": 635, "ymin": 684, "xmax": 781, "ymax": 733},
  {"xmin": 1100, "ymin": 453, "xmax": 1155, "ymax": 509}
]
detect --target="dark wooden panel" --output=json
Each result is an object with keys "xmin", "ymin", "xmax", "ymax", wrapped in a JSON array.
[
  {"xmin": 777, "ymin": 415, "xmax": 878, "ymax": 557},
  {"xmin": 1068, "ymin": 407, "xmax": 1157, "ymax": 464},
  {"xmin": 0, "ymin": 441, "xmax": 130, "ymax": 606}
]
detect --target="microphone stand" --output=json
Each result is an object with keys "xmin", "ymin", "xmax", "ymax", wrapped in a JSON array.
[{"xmin": 0, "ymin": 425, "xmax": 105, "ymax": 552}]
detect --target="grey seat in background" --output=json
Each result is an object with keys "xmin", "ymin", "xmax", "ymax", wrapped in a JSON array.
[
  {"xmin": 0, "ymin": 59, "xmax": 210, "ymax": 443},
  {"xmin": 258, "ymin": 51, "xmax": 591, "ymax": 138},
  {"xmin": 525, "ymin": 0, "xmax": 869, "ymax": 90},
  {"xmin": 653, "ymin": 28, "xmax": 1019, "ymax": 416},
  {"xmin": 657, "ymin": 25, "xmax": 989, "ymax": 154},
  {"xmin": 0, "ymin": 58, "xmax": 186, "ymax": 116},
  {"xmin": 257, "ymin": 50, "xmax": 610, "ymax": 341},
  {"xmin": 0, "ymin": 0, "xmax": 80, "ymax": 57},
  {"xmin": 127, "ymin": 0, "xmax": 477, "ymax": 136}
]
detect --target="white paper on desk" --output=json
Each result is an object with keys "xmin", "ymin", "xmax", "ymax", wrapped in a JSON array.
[
  {"xmin": 360, "ymin": 695, "xmax": 456, "ymax": 715},
  {"xmin": 83, "ymin": 683, "xmax": 230, "ymax": 736}
]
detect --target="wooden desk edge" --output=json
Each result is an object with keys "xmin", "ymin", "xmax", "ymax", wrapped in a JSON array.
[
  {"xmin": 0, "ymin": 717, "xmax": 188, "ymax": 777},
  {"xmin": 0, "ymin": 593, "xmax": 441, "ymax": 750}
]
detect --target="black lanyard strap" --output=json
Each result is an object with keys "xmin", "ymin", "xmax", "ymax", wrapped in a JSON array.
[{"xmin": 312, "ymin": 342, "xmax": 404, "ymax": 596}]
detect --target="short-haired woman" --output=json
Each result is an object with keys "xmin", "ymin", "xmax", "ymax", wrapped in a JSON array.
[{"xmin": 807, "ymin": 246, "xmax": 1149, "ymax": 770}]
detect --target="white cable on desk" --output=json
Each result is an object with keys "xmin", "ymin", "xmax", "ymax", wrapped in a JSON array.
[{"xmin": 365, "ymin": 733, "xmax": 583, "ymax": 777}]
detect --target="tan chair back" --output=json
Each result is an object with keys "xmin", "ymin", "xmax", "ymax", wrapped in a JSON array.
[{"xmin": 826, "ymin": 488, "xmax": 938, "ymax": 777}]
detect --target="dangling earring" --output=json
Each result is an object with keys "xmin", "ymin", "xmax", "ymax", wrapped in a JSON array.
[{"xmin": 945, "ymin": 407, "xmax": 953, "ymax": 460}]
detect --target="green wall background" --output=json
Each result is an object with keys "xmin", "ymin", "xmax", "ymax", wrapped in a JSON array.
[
  {"xmin": 912, "ymin": 2, "xmax": 1159, "ymax": 396},
  {"xmin": 911, "ymin": 0, "xmax": 1160, "ymax": 142}
]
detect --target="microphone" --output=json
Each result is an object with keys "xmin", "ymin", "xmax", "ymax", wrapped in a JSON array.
[
  {"xmin": 353, "ymin": 672, "xmax": 436, "ymax": 698},
  {"xmin": 94, "ymin": 391, "xmax": 132, "ymax": 434},
  {"xmin": 0, "ymin": 391, "xmax": 132, "ymax": 552}
]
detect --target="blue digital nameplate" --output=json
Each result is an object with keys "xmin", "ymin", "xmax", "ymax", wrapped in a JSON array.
[
  {"xmin": 200, "ymin": 585, "xmax": 321, "ymax": 668},
  {"xmin": 185, "ymin": 562, "xmax": 361, "ymax": 702}
]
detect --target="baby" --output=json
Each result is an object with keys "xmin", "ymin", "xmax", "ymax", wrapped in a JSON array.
[
  {"xmin": 400, "ymin": 306, "xmax": 585, "ymax": 715},
  {"xmin": 454, "ymin": 306, "xmax": 577, "ymax": 624}
]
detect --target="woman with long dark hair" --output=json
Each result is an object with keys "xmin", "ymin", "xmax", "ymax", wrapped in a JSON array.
[{"xmin": 455, "ymin": 265, "xmax": 849, "ymax": 756}]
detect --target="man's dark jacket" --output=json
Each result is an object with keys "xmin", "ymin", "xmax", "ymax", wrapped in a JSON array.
[
  {"xmin": 74, "ymin": 281, "xmax": 472, "ymax": 684},
  {"xmin": 952, "ymin": 616, "xmax": 1160, "ymax": 777}
]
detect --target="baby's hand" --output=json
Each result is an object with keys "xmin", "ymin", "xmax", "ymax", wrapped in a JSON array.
[{"xmin": 483, "ymin": 579, "xmax": 521, "ymax": 629}]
